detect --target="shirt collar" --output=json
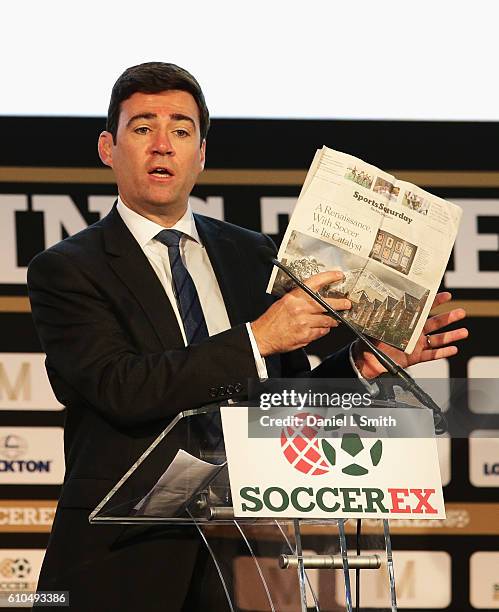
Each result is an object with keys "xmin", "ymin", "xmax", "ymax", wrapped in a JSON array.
[{"xmin": 116, "ymin": 196, "xmax": 201, "ymax": 249}]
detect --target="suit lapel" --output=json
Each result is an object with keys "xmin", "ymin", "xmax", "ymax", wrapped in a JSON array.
[
  {"xmin": 196, "ymin": 215, "xmax": 284, "ymax": 377},
  {"xmin": 100, "ymin": 208, "xmax": 253, "ymax": 347},
  {"xmin": 101, "ymin": 207, "xmax": 184, "ymax": 349},
  {"xmin": 195, "ymin": 215, "xmax": 252, "ymax": 327}
]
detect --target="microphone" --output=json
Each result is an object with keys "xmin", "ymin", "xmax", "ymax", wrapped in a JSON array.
[{"xmin": 258, "ymin": 245, "xmax": 447, "ymax": 434}]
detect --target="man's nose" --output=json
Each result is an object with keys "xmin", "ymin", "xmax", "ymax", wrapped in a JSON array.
[{"xmin": 151, "ymin": 131, "xmax": 174, "ymax": 155}]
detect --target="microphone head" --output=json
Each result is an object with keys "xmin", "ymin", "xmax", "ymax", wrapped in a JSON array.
[{"xmin": 257, "ymin": 245, "xmax": 277, "ymax": 265}]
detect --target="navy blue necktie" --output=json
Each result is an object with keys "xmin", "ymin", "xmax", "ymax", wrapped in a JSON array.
[{"xmin": 155, "ymin": 229, "xmax": 209, "ymax": 344}]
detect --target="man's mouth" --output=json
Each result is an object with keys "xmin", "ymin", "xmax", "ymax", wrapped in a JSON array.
[{"xmin": 148, "ymin": 167, "xmax": 174, "ymax": 178}]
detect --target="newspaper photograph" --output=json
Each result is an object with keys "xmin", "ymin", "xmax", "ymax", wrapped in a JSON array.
[{"xmin": 268, "ymin": 146, "xmax": 462, "ymax": 353}]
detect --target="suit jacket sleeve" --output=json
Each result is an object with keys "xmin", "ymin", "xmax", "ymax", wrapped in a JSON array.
[{"xmin": 28, "ymin": 248, "xmax": 259, "ymax": 429}]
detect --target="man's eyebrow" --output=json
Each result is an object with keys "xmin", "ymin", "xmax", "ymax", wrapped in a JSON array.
[
  {"xmin": 169, "ymin": 113, "xmax": 196, "ymax": 128},
  {"xmin": 126, "ymin": 113, "xmax": 157, "ymax": 128},
  {"xmin": 126, "ymin": 112, "xmax": 196, "ymax": 129}
]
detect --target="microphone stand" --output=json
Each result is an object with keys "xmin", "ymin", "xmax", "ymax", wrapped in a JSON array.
[{"xmin": 271, "ymin": 257, "xmax": 447, "ymax": 434}]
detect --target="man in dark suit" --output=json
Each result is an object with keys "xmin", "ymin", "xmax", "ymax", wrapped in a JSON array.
[{"xmin": 27, "ymin": 62, "xmax": 467, "ymax": 610}]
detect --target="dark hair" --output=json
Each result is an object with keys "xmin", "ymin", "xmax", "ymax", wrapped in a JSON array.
[{"xmin": 106, "ymin": 62, "xmax": 210, "ymax": 143}]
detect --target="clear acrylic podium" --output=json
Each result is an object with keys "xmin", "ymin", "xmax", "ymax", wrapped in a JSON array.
[{"xmin": 90, "ymin": 404, "xmax": 399, "ymax": 612}]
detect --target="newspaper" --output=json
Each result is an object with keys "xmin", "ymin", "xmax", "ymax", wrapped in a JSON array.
[
  {"xmin": 134, "ymin": 449, "xmax": 226, "ymax": 517},
  {"xmin": 267, "ymin": 146, "xmax": 462, "ymax": 353}
]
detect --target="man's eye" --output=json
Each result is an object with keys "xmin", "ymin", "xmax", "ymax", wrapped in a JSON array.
[
  {"xmin": 174, "ymin": 129, "xmax": 189, "ymax": 138},
  {"xmin": 134, "ymin": 126, "xmax": 150, "ymax": 135}
]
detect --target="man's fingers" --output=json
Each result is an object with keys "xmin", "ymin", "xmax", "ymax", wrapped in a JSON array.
[
  {"xmin": 309, "ymin": 314, "xmax": 339, "ymax": 328},
  {"xmin": 423, "ymin": 308, "xmax": 467, "ymax": 334},
  {"xmin": 253, "ymin": 271, "xmax": 348, "ymax": 355},
  {"xmin": 289, "ymin": 270, "xmax": 352, "ymax": 314},
  {"xmin": 295, "ymin": 314, "xmax": 339, "ymax": 330},
  {"xmin": 324, "ymin": 297, "xmax": 351, "ymax": 311},
  {"xmin": 424, "ymin": 328, "xmax": 469, "ymax": 349},
  {"xmin": 430, "ymin": 291, "xmax": 452, "ymax": 310},
  {"xmin": 299, "ymin": 298, "xmax": 351, "ymax": 314},
  {"xmin": 419, "ymin": 345, "xmax": 459, "ymax": 362},
  {"xmin": 303, "ymin": 270, "xmax": 345, "ymax": 292},
  {"xmin": 288, "ymin": 289, "xmax": 351, "ymax": 314}
]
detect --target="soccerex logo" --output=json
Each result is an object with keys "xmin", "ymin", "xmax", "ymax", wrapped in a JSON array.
[{"xmin": 280, "ymin": 412, "xmax": 383, "ymax": 476}]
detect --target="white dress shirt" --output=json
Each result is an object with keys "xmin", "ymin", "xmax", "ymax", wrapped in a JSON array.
[{"xmin": 116, "ymin": 197, "xmax": 267, "ymax": 378}]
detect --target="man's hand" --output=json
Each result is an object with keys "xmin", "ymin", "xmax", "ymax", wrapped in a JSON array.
[
  {"xmin": 251, "ymin": 271, "xmax": 351, "ymax": 357},
  {"xmin": 352, "ymin": 291, "xmax": 468, "ymax": 378}
]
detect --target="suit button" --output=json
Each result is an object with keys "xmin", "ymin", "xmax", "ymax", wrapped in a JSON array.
[
  {"xmin": 234, "ymin": 383, "xmax": 243, "ymax": 393},
  {"xmin": 209, "ymin": 387, "xmax": 218, "ymax": 398},
  {"xmin": 218, "ymin": 386, "xmax": 226, "ymax": 396},
  {"xmin": 227, "ymin": 385, "xmax": 235, "ymax": 395}
]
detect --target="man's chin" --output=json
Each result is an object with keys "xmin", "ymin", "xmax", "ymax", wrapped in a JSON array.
[
  {"xmin": 144, "ymin": 198, "xmax": 185, "ymax": 210},
  {"xmin": 140, "ymin": 196, "xmax": 189, "ymax": 219}
]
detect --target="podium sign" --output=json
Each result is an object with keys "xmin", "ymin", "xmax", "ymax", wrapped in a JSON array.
[
  {"xmin": 221, "ymin": 406, "xmax": 445, "ymax": 520},
  {"xmin": 88, "ymin": 403, "xmax": 431, "ymax": 610}
]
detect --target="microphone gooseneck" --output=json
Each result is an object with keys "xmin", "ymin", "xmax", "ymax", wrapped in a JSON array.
[{"xmin": 259, "ymin": 246, "xmax": 447, "ymax": 434}]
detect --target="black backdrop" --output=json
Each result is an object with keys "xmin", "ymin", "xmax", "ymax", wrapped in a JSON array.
[{"xmin": 0, "ymin": 117, "xmax": 498, "ymax": 610}]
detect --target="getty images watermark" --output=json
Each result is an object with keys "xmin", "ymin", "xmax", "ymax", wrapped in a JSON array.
[
  {"xmin": 246, "ymin": 377, "xmax": 499, "ymax": 439},
  {"xmin": 258, "ymin": 389, "xmax": 372, "ymax": 411},
  {"xmin": 256, "ymin": 389, "xmax": 400, "ymax": 429},
  {"xmin": 245, "ymin": 377, "xmax": 492, "ymax": 439},
  {"xmin": 248, "ymin": 379, "xmax": 404, "ymax": 437}
]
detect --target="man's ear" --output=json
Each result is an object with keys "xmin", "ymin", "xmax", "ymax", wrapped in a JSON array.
[
  {"xmin": 199, "ymin": 139, "xmax": 206, "ymax": 172},
  {"xmin": 98, "ymin": 131, "xmax": 114, "ymax": 168}
]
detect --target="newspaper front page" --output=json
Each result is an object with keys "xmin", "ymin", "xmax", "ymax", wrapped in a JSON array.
[{"xmin": 267, "ymin": 146, "xmax": 462, "ymax": 353}]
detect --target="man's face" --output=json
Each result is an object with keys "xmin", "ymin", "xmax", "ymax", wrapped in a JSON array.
[{"xmin": 98, "ymin": 89, "xmax": 206, "ymax": 223}]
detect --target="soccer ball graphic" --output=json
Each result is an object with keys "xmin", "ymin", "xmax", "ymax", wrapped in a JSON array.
[
  {"xmin": 11, "ymin": 558, "xmax": 31, "ymax": 579},
  {"xmin": 322, "ymin": 433, "xmax": 383, "ymax": 476},
  {"xmin": 280, "ymin": 412, "xmax": 383, "ymax": 477},
  {"xmin": 280, "ymin": 413, "xmax": 331, "ymax": 475}
]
